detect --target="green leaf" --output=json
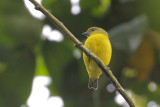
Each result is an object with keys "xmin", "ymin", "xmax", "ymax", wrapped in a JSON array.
[
  {"xmin": 80, "ymin": 0, "xmax": 111, "ymax": 18},
  {"xmin": 35, "ymin": 52, "xmax": 50, "ymax": 76},
  {"xmin": 109, "ymin": 14, "xmax": 149, "ymax": 53},
  {"xmin": 91, "ymin": 0, "xmax": 111, "ymax": 17}
]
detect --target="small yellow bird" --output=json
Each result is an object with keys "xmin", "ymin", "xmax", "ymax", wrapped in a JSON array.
[{"xmin": 83, "ymin": 27, "xmax": 112, "ymax": 90}]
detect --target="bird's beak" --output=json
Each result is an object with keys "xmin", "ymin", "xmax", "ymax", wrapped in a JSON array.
[{"xmin": 82, "ymin": 31, "xmax": 91, "ymax": 37}]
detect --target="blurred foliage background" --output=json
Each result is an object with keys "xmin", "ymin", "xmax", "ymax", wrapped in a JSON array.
[{"xmin": 0, "ymin": 0, "xmax": 160, "ymax": 107}]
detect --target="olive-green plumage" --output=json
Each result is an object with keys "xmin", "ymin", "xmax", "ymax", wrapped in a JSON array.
[{"xmin": 83, "ymin": 27, "xmax": 112, "ymax": 90}]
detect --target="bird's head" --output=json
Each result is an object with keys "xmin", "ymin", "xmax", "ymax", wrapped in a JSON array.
[{"xmin": 82, "ymin": 27, "xmax": 108, "ymax": 37}]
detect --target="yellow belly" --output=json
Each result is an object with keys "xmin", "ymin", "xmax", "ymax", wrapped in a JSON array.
[{"xmin": 83, "ymin": 34, "xmax": 112, "ymax": 81}]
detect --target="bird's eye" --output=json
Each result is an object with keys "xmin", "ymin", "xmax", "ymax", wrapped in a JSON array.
[{"xmin": 91, "ymin": 28, "xmax": 96, "ymax": 31}]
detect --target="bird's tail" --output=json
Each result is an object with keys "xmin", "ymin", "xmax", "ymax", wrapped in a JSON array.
[{"xmin": 88, "ymin": 79, "xmax": 98, "ymax": 90}]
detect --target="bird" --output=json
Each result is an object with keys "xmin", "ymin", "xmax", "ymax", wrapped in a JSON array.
[{"xmin": 82, "ymin": 27, "xmax": 112, "ymax": 90}]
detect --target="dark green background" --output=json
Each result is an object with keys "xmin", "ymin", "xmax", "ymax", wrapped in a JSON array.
[{"xmin": 0, "ymin": 0, "xmax": 160, "ymax": 107}]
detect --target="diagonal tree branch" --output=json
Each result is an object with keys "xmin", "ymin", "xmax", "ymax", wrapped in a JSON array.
[{"xmin": 28, "ymin": 0, "xmax": 135, "ymax": 107}]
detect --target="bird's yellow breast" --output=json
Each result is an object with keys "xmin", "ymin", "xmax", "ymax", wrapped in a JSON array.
[{"xmin": 83, "ymin": 33, "xmax": 112, "ymax": 80}]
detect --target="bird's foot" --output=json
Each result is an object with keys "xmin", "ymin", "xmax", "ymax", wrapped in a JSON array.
[
  {"xmin": 88, "ymin": 49, "xmax": 92, "ymax": 62},
  {"xmin": 107, "ymin": 65, "xmax": 110, "ymax": 71}
]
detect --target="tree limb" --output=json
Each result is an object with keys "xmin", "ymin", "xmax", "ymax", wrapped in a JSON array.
[{"xmin": 28, "ymin": 0, "xmax": 135, "ymax": 107}]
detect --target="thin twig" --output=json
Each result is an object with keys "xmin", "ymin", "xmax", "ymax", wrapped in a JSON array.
[{"xmin": 28, "ymin": 0, "xmax": 135, "ymax": 107}]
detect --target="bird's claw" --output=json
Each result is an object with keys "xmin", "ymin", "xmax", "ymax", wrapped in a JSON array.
[
  {"xmin": 88, "ymin": 49, "xmax": 92, "ymax": 62},
  {"xmin": 107, "ymin": 65, "xmax": 110, "ymax": 71}
]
